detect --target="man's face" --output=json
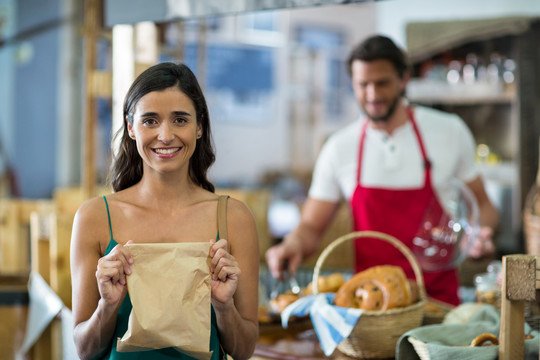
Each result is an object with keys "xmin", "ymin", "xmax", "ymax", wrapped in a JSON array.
[{"xmin": 350, "ymin": 59, "xmax": 408, "ymax": 122}]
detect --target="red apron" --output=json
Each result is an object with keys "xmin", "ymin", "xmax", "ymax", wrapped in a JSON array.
[{"xmin": 350, "ymin": 108, "xmax": 460, "ymax": 305}]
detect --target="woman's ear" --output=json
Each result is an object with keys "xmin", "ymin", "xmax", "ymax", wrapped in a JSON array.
[
  {"xmin": 196, "ymin": 123, "xmax": 202, "ymax": 139},
  {"xmin": 127, "ymin": 118, "xmax": 135, "ymax": 139}
]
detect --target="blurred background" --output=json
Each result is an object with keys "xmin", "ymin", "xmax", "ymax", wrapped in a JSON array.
[
  {"xmin": 2, "ymin": 0, "xmax": 540, "ymax": 358},
  {"xmin": 1, "ymin": 0, "xmax": 540, "ymax": 270},
  {"xmin": 2, "ymin": 0, "xmax": 540, "ymax": 258}
]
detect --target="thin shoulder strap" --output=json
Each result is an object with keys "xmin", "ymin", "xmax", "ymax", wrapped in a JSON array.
[
  {"xmin": 217, "ymin": 195, "xmax": 229, "ymax": 241},
  {"xmin": 102, "ymin": 195, "xmax": 114, "ymax": 241}
]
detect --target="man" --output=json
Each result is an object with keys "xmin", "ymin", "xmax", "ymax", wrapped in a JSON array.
[{"xmin": 265, "ymin": 35, "xmax": 499, "ymax": 305}]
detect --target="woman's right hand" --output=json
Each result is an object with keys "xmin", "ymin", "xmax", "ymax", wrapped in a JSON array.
[{"xmin": 95, "ymin": 241, "xmax": 134, "ymax": 306}]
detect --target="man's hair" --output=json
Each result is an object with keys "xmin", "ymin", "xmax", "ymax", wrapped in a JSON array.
[{"xmin": 347, "ymin": 35, "xmax": 410, "ymax": 78}]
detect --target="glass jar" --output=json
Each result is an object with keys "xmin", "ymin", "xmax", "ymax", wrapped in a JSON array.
[{"xmin": 474, "ymin": 260, "xmax": 502, "ymax": 310}]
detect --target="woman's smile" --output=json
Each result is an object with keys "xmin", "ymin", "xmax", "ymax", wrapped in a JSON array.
[{"xmin": 153, "ymin": 147, "xmax": 182, "ymax": 157}]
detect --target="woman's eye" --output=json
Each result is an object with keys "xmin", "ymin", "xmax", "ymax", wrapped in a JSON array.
[
  {"xmin": 174, "ymin": 117, "xmax": 187, "ymax": 124},
  {"xmin": 142, "ymin": 118, "xmax": 157, "ymax": 126}
]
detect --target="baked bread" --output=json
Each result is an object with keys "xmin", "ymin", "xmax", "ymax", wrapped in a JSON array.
[
  {"xmin": 269, "ymin": 292, "xmax": 300, "ymax": 313},
  {"xmin": 334, "ymin": 265, "xmax": 414, "ymax": 310},
  {"xmin": 304, "ymin": 273, "xmax": 346, "ymax": 295},
  {"xmin": 470, "ymin": 333, "xmax": 498, "ymax": 347}
]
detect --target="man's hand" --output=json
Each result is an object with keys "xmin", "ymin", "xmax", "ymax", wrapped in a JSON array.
[
  {"xmin": 467, "ymin": 226, "xmax": 495, "ymax": 259},
  {"xmin": 265, "ymin": 240, "xmax": 303, "ymax": 280}
]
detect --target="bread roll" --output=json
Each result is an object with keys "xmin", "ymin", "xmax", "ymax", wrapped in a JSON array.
[
  {"xmin": 334, "ymin": 265, "xmax": 413, "ymax": 310},
  {"xmin": 304, "ymin": 273, "xmax": 346, "ymax": 295},
  {"xmin": 269, "ymin": 293, "xmax": 300, "ymax": 313}
]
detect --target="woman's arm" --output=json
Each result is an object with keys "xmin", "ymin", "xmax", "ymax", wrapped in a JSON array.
[
  {"xmin": 70, "ymin": 198, "xmax": 133, "ymax": 359},
  {"xmin": 209, "ymin": 198, "xmax": 259, "ymax": 360}
]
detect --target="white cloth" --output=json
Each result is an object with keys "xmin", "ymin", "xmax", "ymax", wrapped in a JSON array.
[
  {"xmin": 309, "ymin": 105, "xmax": 479, "ymax": 206},
  {"xmin": 280, "ymin": 293, "xmax": 364, "ymax": 357},
  {"xmin": 18, "ymin": 273, "xmax": 80, "ymax": 360}
]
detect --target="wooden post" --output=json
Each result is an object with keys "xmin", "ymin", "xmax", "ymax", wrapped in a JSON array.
[
  {"xmin": 82, "ymin": 0, "xmax": 99, "ymax": 199},
  {"xmin": 0, "ymin": 200, "xmax": 21, "ymax": 274},
  {"xmin": 30, "ymin": 212, "xmax": 52, "ymax": 284},
  {"xmin": 498, "ymin": 254, "xmax": 538, "ymax": 360},
  {"xmin": 50, "ymin": 212, "xmax": 74, "ymax": 309}
]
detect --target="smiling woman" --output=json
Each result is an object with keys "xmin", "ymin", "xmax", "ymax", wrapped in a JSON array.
[
  {"xmin": 127, "ymin": 87, "xmax": 201, "ymax": 175},
  {"xmin": 69, "ymin": 62, "xmax": 260, "ymax": 360},
  {"xmin": 112, "ymin": 62, "xmax": 215, "ymax": 192}
]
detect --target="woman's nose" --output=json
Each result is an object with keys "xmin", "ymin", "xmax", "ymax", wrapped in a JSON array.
[{"xmin": 158, "ymin": 123, "xmax": 174, "ymax": 143}]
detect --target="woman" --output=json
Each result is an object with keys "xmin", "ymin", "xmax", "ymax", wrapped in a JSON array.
[{"xmin": 70, "ymin": 62, "xmax": 259, "ymax": 360}]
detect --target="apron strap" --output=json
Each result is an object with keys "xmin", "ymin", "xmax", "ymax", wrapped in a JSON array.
[
  {"xmin": 407, "ymin": 107, "xmax": 432, "ymax": 186},
  {"xmin": 356, "ymin": 107, "xmax": 432, "ymax": 185},
  {"xmin": 356, "ymin": 119, "xmax": 370, "ymax": 184}
]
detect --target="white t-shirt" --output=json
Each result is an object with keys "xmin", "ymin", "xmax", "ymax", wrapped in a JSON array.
[{"xmin": 308, "ymin": 106, "xmax": 479, "ymax": 204}]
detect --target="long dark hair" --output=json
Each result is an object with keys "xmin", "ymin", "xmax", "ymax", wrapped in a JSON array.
[
  {"xmin": 109, "ymin": 62, "xmax": 215, "ymax": 192},
  {"xmin": 347, "ymin": 35, "xmax": 410, "ymax": 78}
]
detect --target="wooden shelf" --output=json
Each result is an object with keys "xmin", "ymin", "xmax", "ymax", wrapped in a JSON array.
[{"xmin": 407, "ymin": 79, "xmax": 516, "ymax": 105}]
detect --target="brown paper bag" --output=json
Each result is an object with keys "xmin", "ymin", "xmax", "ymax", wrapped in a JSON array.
[{"xmin": 117, "ymin": 242, "xmax": 213, "ymax": 360}]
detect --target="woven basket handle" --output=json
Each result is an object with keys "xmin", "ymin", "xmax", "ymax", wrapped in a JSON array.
[{"xmin": 313, "ymin": 231, "xmax": 427, "ymax": 301}]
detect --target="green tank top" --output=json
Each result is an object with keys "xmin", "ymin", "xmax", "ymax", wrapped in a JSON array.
[{"xmin": 102, "ymin": 196, "xmax": 223, "ymax": 360}]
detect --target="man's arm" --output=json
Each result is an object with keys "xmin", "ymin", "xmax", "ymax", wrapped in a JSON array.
[
  {"xmin": 265, "ymin": 197, "xmax": 340, "ymax": 278},
  {"xmin": 466, "ymin": 175, "xmax": 500, "ymax": 258}
]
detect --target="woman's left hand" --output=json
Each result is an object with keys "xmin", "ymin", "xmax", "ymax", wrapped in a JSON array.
[{"xmin": 209, "ymin": 238, "xmax": 240, "ymax": 305}]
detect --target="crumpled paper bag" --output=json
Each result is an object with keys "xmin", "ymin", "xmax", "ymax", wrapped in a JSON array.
[{"xmin": 117, "ymin": 242, "xmax": 213, "ymax": 360}]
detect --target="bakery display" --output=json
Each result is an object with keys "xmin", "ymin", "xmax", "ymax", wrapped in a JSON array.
[{"xmin": 334, "ymin": 265, "xmax": 415, "ymax": 310}]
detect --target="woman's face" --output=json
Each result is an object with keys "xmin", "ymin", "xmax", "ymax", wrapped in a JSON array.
[{"xmin": 128, "ymin": 86, "xmax": 201, "ymax": 175}]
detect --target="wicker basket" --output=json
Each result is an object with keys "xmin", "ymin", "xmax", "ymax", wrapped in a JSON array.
[
  {"xmin": 422, "ymin": 298, "xmax": 455, "ymax": 325},
  {"xmin": 312, "ymin": 231, "xmax": 427, "ymax": 359}
]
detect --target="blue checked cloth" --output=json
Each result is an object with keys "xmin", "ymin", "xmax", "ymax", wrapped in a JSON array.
[{"xmin": 280, "ymin": 293, "xmax": 364, "ymax": 356}]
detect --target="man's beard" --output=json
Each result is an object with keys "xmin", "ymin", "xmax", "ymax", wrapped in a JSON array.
[{"xmin": 365, "ymin": 95, "xmax": 400, "ymax": 122}]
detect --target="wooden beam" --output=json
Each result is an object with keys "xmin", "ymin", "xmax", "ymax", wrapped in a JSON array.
[
  {"xmin": 50, "ymin": 212, "xmax": 73, "ymax": 309},
  {"xmin": 30, "ymin": 212, "xmax": 52, "ymax": 284},
  {"xmin": 505, "ymin": 254, "xmax": 537, "ymax": 301},
  {"xmin": 82, "ymin": 0, "xmax": 99, "ymax": 199},
  {"xmin": 498, "ymin": 254, "xmax": 538, "ymax": 360},
  {"xmin": 90, "ymin": 70, "xmax": 112, "ymax": 98}
]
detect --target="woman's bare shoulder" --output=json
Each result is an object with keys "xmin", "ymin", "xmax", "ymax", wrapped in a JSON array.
[
  {"xmin": 72, "ymin": 196, "xmax": 111, "ymax": 249},
  {"xmin": 74, "ymin": 196, "xmax": 109, "ymax": 222},
  {"xmin": 225, "ymin": 197, "xmax": 255, "ymax": 219},
  {"xmin": 225, "ymin": 197, "xmax": 257, "ymax": 242}
]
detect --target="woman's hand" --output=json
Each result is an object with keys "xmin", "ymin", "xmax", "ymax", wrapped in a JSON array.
[
  {"xmin": 209, "ymin": 238, "xmax": 240, "ymax": 306},
  {"xmin": 95, "ymin": 240, "xmax": 134, "ymax": 306}
]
